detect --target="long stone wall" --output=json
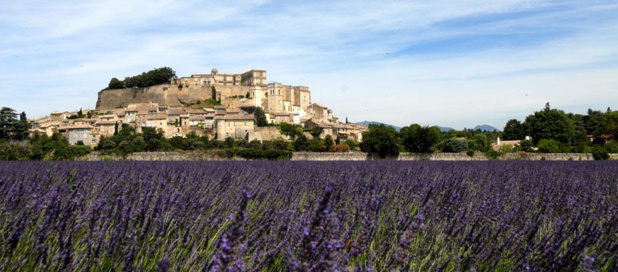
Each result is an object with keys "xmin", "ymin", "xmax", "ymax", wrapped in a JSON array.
[
  {"xmin": 81, "ymin": 152, "xmax": 244, "ymax": 161},
  {"xmin": 96, "ymin": 84, "xmax": 213, "ymax": 110},
  {"xmin": 291, "ymin": 152, "xmax": 598, "ymax": 161},
  {"xmin": 80, "ymin": 151, "xmax": 615, "ymax": 161}
]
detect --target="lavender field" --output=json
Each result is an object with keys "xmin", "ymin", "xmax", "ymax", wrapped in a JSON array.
[{"xmin": 1, "ymin": 161, "xmax": 617, "ymax": 271}]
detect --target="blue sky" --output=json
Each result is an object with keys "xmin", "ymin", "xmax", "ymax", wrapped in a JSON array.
[{"xmin": 1, "ymin": 0, "xmax": 617, "ymax": 129}]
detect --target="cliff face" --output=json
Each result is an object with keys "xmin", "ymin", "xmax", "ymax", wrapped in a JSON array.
[{"xmin": 96, "ymin": 84, "xmax": 214, "ymax": 110}]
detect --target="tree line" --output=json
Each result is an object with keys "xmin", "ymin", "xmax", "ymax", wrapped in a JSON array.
[
  {"xmin": 360, "ymin": 103, "xmax": 618, "ymax": 159},
  {"xmin": 359, "ymin": 124, "xmax": 496, "ymax": 159},
  {"xmin": 501, "ymin": 103, "xmax": 617, "ymax": 158}
]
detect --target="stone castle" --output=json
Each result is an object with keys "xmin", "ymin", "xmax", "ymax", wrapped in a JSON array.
[
  {"xmin": 31, "ymin": 68, "xmax": 368, "ymax": 147},
  {"xmin": 96, "ymin": 68, "xmax": 311, "ymax": 116}
]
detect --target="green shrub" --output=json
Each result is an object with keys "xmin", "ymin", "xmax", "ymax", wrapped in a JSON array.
[
  {"xmin": 518, "ymin": 139, "xmax": 534, "ymax": 152},
  {"xmin": 439, "ymin": 138, "xmax": 468, "ymax": 153},
  {"xmin": 537, "ymin": 139, "xmax": 561, "ymax": 153},
  {"xmin": 592, "ymin": 146, "xmax": 609, "ymax": 160},
  {"xmin": 345, "ymin": 140, "xmax": 360, "ymax": 151},
  {"xmin": 605, "ymin": 141, "xmax": 618, "ymax": 153},
  {"xmin": 0, "ymin": 141, "xmax": 32, "ymax": 161},
  {"xmin": 487, "ymin": 150, "xmax": 501, "ymax": 160}
]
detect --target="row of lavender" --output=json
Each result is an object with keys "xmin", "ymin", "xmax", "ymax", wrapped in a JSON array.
[{"xmin": 1, "ymin": 161, "xmax": 617, "ymax": 271}]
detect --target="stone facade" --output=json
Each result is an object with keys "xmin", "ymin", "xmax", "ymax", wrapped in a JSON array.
[
  {"xmin": 215, "ymin": 114, "xmax": 256, "ymax": 140},
  {"xmin": 254, "ymin": 126, "xmax": 287, "ymax": 141}
]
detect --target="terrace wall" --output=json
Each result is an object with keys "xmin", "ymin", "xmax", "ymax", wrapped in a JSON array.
[
  {"xmin": 80, "ymin": 151, "xmax": 615, "ymax": 161},
  {"xmin": 96, "ymin": 84, "xmax": 212, "ymax": 110}
]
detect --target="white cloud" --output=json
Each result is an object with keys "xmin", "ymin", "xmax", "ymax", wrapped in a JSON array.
[{"xmin": 1, "ymin": 0, "xmax": 616, "ymax": 128}]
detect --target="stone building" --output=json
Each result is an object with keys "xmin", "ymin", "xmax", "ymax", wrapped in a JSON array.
[
  {"xmin": 176, "ymin": 68, "xmax": 267, "ymax": 87},
  {"xmin": 216, "ymin": 114, "xmax": 256, "ymax": 140},
  {"xmin": 97, "ymin": 68, "xmax": 312, "ymax": 125},
  {"xmin": 57, "ymin": 124, "xmax": 98, "ymax": 147}
]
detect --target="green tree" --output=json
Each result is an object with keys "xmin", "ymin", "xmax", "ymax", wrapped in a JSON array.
[
  {"xmin": 254, "ymin": 107, "xmax": 268, "ymax": 126},
  {"xmin": 248, "ymin": 139, "xmax": 262, "ymax": 149},
  {"xmin": 602, "ymin": 111, "xmax": 618, "ymax": 140},
  {"xmin": 345, "ymin": 139, "xmax": 360, "ymax": 151},
  {"xmin": 99, "ymin": 137, "xmax": 117, "ymax": 150},
  {"xmin": 309, "ymin": 138, "xmax": 325, "ymax": 152},
  {"xmin": 502, "ymin": 119, "xmax": 525, "ymax": 140},
  {"xmin": 439, "ymin": 138, "xmax": 469, "ymax": 153},
  {"xmin": 131, "ymin": 136, "xmax": 147, "ymax": 152},
  {"xmin": 309, "ymin": 127, "xmax": 323, "ymax": 139},
  {"xmin": 591, "ymin": 146, "xmax": 609, "ymax": 160},
  {"xmin": 583, "ymin": 108, "xmax": 605, "ymax": 135},
  {"xmin": 108, "ymin": 77, "xmax": 124, "ymax": 89},
  {"xmin": 118, "ymin": 123, "xmax": 134, "ymax": 138},
  {"xmin": 294, "ymin": 134, "xmax": 310, "ymax": 151},
  {"xmin": 15, "ymin": 111, "xmax": 30, "ymax": 141},
  {"xmin": 0, "ymin": 141, "xmax": 31, "ymax": 160},
  {"xmin": 360, "ymin": 124, "xmax": 400, "ymax": 159},
  {"xmin": 271, "ymin": 138, "xmax": 291, "ymax": 151},
  {"xmin": 0, "ymin": 107, "xmax": 15, "ymax": 139},
  {"xmin": 537, "ymin": 139, "xmax": 562, "ymax": 153},
  {"xmin": 518, "ymin": 139, "xmax": 534, "ymax": 152},
  {"xmin": 400, "ymin": 124, "xmax": 441, "ymax": 153},
  {"xmin": 522, "ymin": 103, "xmax": 574, "ymax": 145},
  {"xmin": 0, "ymin": 107, "xmax": 21, "ymax": 140},
  {"xmin": 142, "ymin": 127, "xmax": 164, "ymax": 142},
  {"xmin": 109, "ymin": 67, "xmax": 177, "ymax": 89},
  {"xmin": 147, "ymin": 139, "xmax": 162, "ymax": 151},
  {"xmin": 324, "ymin": 135, "xmax": 334, "ymax": 151},
  {"xmin": 168, "ymin": 136, "xmax": 192, "ymax": 150},
  {"xmin": 280, "ymin": 123, "xmax": 303, "ymax": 139},
  {"xmin": 469, "ymin": 133, "xmax": 491, "ymax": 152},
  {"xmin": 224, "ymin": 137, "xmax": 236, "ymax": 148}
]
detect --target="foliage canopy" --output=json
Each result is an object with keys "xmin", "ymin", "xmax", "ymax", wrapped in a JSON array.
[
  {"xmin": 360, "ymin": 124, "xmax": 400, "ymax": 158},
  {"xmin": 106, "ymin": 67, "xmax": 177, "ymax": 89}
]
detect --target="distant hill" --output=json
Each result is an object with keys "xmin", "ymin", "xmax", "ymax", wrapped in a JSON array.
[
  {"xmin": 354, "ymin": 122, "xmax": 500, "ymax": 132},
  {"xmin": 436, "ymin": 126, "xmax": 455, "ymax": 132},
  {"xmin": 356, "ymin": 121, "xmax": 459, "ymax": 133},
  {"xmin": 356, "ymin": 121, "xmax": 401, "ymax": 132},
  {"xmin": 473, "ymin": 124, "xmax": 501, "ymax": 132}
]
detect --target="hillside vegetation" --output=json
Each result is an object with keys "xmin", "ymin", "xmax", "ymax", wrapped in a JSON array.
[{"xmin": 106, "ymin": 67, "xmax": 177, "ymax": 90}]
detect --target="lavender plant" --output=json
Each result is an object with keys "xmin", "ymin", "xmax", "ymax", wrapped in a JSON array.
[{"xmin": 0, "ymin": 161, "xmax": 616, "ymax": 271}]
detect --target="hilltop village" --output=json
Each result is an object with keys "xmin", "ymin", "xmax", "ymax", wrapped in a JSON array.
[{"xmin": 30, "ymin": 68, "xmax": 368, "ymax": 147}]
